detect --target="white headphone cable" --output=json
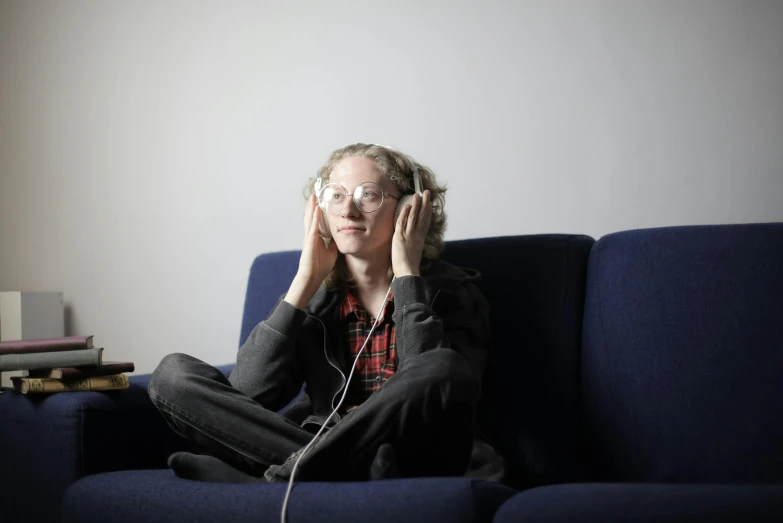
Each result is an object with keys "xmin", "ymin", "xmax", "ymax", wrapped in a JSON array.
[{"xmin": 280, "ymin": 279, "xmax": 395, "ymax": 523}]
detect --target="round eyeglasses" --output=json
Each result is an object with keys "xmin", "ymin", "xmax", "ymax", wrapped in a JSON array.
[{"xmin": 317, "ymin": 181, "xmax": 400, "ymax": 215}]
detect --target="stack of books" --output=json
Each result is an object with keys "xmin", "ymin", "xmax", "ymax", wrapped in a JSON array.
[{"xmin": 0, "ymin": 335, "xmax": 134, "ymax": 394}]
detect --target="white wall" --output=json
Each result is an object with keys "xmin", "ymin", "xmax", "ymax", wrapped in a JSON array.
[{"xmin": 1, "ymin": 0, "xmax": 782, "ymax": 375}]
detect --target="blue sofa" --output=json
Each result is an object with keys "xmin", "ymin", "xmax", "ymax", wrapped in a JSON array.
[{"xmin": 1, "ymin": 223, "xmax": 781, "ymax": 522}]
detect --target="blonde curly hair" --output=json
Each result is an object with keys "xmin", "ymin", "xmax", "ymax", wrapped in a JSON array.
[{"xmin": 304, "ymin": 143, "xmax": 448, "ymax": 289}]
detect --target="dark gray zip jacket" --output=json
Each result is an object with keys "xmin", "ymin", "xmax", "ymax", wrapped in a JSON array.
[
  {"xmin": 227, "ymin": 258, "xmax": 506, "ymax": 481},
  {"xmin": 228, "ymin": 258, "xmax": 491, "ymax": 429}
]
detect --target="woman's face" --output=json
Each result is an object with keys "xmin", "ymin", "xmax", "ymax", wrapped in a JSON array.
[{"xmin": 322, "ymin": 155, "xmax": 401, "ymax": 258}]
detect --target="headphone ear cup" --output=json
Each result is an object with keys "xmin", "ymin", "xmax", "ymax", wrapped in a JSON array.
[{"xmin": 394, "ymin": 194, "xmax": 414, "ymax": 224}]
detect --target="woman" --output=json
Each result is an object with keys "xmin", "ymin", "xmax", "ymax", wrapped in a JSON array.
[{"xmin": 148, "ymin": 143, "xmax": 503, "ymax": 483}]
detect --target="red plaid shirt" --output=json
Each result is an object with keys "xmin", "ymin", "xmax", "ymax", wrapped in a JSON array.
[{"xmin": 338, "ymin": 287, "xmax": 397, "ymax": 413}]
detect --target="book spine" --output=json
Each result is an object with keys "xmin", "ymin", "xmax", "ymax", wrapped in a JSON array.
[
  {"xmin": 0, "ymin": 336, "xmax": 93, "ymax": 355},
  {"xmin": 28, "ymin": 362, "xmax": 135, "ymax": 379},
  {"xmin": 16, "ymin": 374, "xmax": 129, "ymax": 394},
  {"xmin": 0, "ymin": 348, "xmax": 103, "ymax": 371}
]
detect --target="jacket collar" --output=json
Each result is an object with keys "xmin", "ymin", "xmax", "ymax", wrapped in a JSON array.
[
  {"xmin": 305, "ymin": 286, "xmax": 341, "ymax": 318},
  {"xmin": 303, "ymin": 258, "xmax": 481, "ymax": 319}
]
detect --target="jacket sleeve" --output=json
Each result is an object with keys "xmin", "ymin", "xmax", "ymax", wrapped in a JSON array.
[
  {"xmin": 391, "ymin": 275, "xmax": 491, "ymax": 395},
  {"xmin": 228, "ymin": 296, "xmax": 307, "ymax": 412}
]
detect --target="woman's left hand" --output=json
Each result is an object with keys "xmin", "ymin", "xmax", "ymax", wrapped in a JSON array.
[{"xmin": 392, "ymin": 190, "xmax": 433, "ymax": 277}]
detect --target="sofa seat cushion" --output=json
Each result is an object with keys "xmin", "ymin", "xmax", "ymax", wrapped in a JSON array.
[
  {"xmin": 62, "ymin": 469, "xmax": 515, "ymax": 523},
  {"xmin": 493, "ymin": 483, "xmax": 783, "ymax": 523}
]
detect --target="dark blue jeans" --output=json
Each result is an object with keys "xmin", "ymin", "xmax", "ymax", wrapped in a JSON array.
[{"xmin": 147, "ymin": 349, "xmax": 475, "ymax": 481}]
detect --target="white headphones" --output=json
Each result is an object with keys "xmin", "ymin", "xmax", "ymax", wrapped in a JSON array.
[{"xmin": 314, "ymin": 144, "xmax": 424, "ymax": 223}]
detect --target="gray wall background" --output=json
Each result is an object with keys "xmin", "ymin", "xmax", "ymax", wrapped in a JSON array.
[{"xmin": 1, "ymin": 0, "xmax": 781, "ymax": 374}]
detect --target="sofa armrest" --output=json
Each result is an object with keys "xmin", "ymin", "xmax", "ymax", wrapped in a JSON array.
[
  {"xmin": 0, "ymin": 364, "xmax": 233, "ymax": 522},
  {"xmin": 0, "ymin": 379, "xmax": 178, "ymax": 521}
]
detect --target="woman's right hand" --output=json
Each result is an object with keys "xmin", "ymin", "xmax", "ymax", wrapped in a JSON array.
[{"xmin": 284, "ymin": 194, "xmax": 339, "ymax": 309}]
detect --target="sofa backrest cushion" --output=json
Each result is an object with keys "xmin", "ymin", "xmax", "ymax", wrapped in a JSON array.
[
  {"xmin": 240, "ymin": 234, "xmax": 595, "ymax": 487},
  {"xmin": 439, "ymin": 234, "xmax": 594, "ymax": 487},
  {"xmin": 581, "ymin": 223, "xmax": 783, "ymax": 483},
  {"xmin": 240, "ymin": 250, "xmax": 300, "ymax": 347}
]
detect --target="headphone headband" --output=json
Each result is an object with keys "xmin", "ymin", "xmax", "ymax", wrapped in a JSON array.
[{"xmin": 372, "ymin": 144, "xmax": 422, "ymax": 195}]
